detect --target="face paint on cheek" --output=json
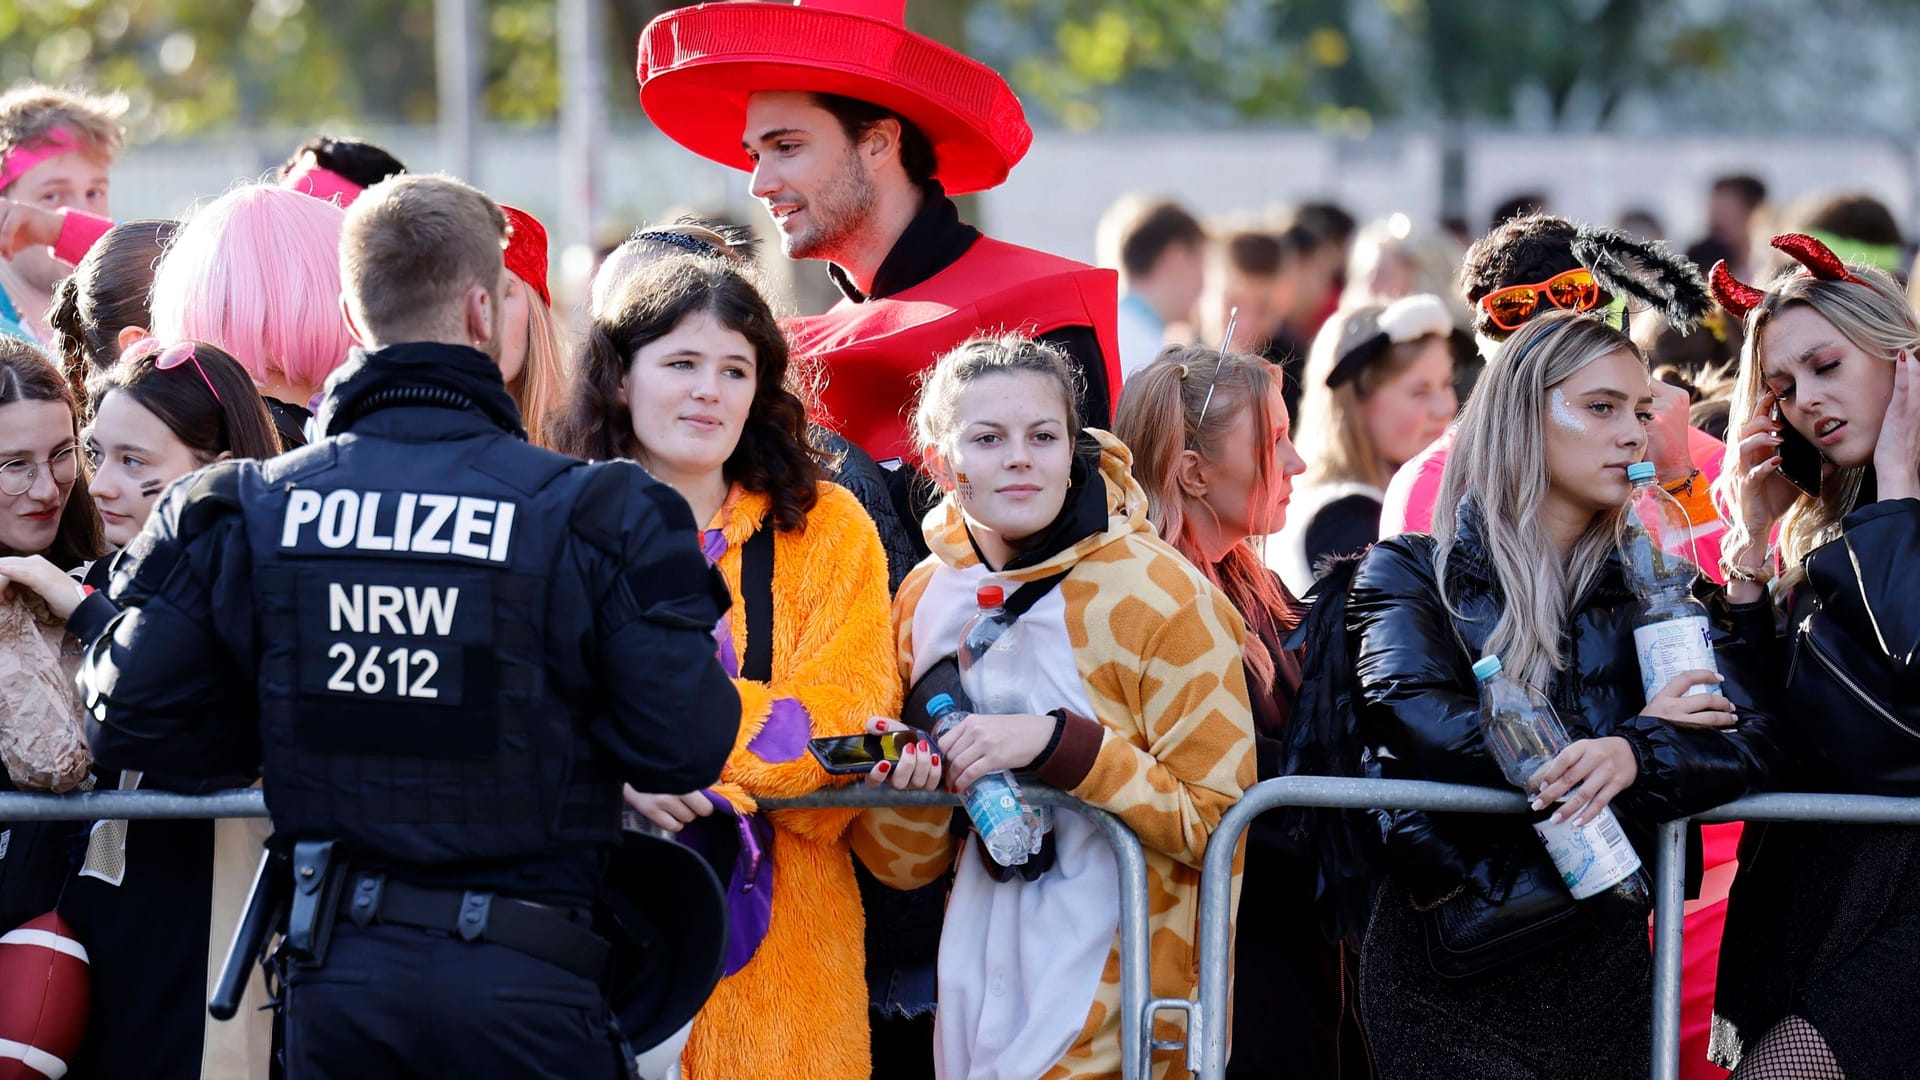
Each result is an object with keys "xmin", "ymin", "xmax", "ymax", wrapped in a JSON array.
[
  {"xmin": 1547, "ymin": 389, "xmax": 1588, "ymax": 434},
  {"xmin": 955, "ymin": 471, "xmax": 974, "ymax": 501},
  {"xmin": 138, "ymin": 479, "xmax": 164, "ymax": 499}
]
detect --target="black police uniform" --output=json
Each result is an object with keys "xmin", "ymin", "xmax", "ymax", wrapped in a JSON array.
[{"xmin": 81, "ymin": 342, "xmax": 742, "ymax": 1079}]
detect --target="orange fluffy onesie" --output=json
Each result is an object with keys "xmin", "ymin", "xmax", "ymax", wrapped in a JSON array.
[{"xmin": 679, "ymin": 482, "xmax": 901, "ymax": 1080}]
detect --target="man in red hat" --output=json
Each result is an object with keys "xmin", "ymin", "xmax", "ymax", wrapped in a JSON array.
[{"xmin": 636, "ymin": 0, "xmax": 1120, "ymax": 485}]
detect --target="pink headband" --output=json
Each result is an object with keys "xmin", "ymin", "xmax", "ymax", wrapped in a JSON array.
[
  {"xmin": 0, "ymin": 127, "xmax": 82, "ymax": 192},
  {"xmin": 279, "ymin": 157, "xmax": 364, "ymax": 207}
]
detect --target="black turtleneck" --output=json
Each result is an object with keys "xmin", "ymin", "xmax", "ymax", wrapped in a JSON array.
[{"xmin": 828, "ymin": 183, "xmax": 1113, "ymax": 428}]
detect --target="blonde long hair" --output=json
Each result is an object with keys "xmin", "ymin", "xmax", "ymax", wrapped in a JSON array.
[
  {"xmin": 1714, "ymin": 265, "xmax": 1920, "ymax": 589},
  {"xmin": 1114, "ymin": 345, "xmax": 1293, "ymax": 692},
  {"xmin": 511, "ymin": 291, "xmax": 569, "ymax": 450},
  {"xmin": 1432, "ymin": 311, "xmax": 1639, "ymax": 688}
]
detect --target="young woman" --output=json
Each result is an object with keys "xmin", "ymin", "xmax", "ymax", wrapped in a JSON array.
[
  {"xmin": 497, "ymin": 206, "xmax": 570, "ymax": 449},
  {"xmin": 556, "ymin": 254, "xmax": 899, "ymax": 1080},
  {"xmin": 0, "ymin": 337, "xmax": 103, "ymax": 932},
  {"xmin": 1345, "ymin": 310, "xmax": 1775, "ymax": 1079},
  {"xmin": 148, "ymin": 182, "xmax": 354, "ymax": 448},
  {"xmin": 43, "ymin": 218, "xmax": 175, "ymax": 407},
  {"xmin": 1710, "ymin": 237, "xmax": 1920, "ymax": 1080},
  {"xmin": 853, "ymin": 333, "xmax": 1257, "ymax": 1080},
  {"xmin": 0, "ymin": 337, "xmax": 281, "ymax": 1079},
  {"xmin": 1116, "ymin": 347, "xmax": 1370, "ymax": 1078},
  {"xmin": 1269, "ymin": 294, "xmax": 1458, "ymax": 594}
]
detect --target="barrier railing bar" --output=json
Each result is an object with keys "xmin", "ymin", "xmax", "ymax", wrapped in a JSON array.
[
  {"xmin": 17, "ymin": 778, "xmax": 1920, "ymax": 1080},
  {"xmin": 1192, "ymin": 775, "xmax": 1920, "ymax": 1080},
  {"xmin": 0, "ymin": 788, "xmax": 267, "ymax": 820},
  {"xmin": 1649, "ymin": 820, "xmax": 1689, "ymax": 1080},
  {"xmin": 2, "ymin": 783, "xmax": 1158, "ymax": 1080}
]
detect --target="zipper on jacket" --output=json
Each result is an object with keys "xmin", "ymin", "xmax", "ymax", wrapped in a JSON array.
[{"xmin": 1802, "ymin": 631, "xmax": 1920, "ymax": 743}]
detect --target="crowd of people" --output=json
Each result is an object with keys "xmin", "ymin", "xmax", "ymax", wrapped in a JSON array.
[{"xmin": 1, "ymin": 2, "xmax": 1918, "ymax": 1080}]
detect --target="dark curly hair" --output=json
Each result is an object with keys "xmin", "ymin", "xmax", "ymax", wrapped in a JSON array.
[
  {"xmin": 554, "ymin": 255, "xmax": 824, "ymax": 532},
  {"xmin": 1460, "ymin": 213, "xmax": 1608, "ymax": 340}
]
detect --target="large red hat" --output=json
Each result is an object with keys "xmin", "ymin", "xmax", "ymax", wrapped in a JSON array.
[{"xmin": 636, "ymin": 0, "xmax": 1032, "ymax": 196}]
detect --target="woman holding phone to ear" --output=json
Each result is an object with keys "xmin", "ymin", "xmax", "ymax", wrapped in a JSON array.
[{"xmin": 1709, "ymin": 236, "xmax": 1920, "ymax": 1080}]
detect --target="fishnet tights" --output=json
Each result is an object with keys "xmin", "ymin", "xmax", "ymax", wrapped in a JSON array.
[{"xmin": 1729, "ymin": 1015, "xmax": 1847, "ymax": 1080}]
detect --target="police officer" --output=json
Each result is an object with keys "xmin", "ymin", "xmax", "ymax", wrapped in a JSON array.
[{"xmin": 80, "ymin": 174, "xmax": 741, "ymax": 1078}]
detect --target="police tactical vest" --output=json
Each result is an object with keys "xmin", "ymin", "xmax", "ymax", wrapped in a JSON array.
[{"xmin": 238, "ymin": 431, "xmax": 619, "ymax": 867}]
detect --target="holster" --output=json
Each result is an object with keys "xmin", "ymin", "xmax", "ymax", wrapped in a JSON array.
[{"xmin": 285, "ymin": 840, "xmax": 349, "ymax": 969}]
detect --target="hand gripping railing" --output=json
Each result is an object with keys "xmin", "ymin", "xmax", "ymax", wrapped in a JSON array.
[
  {"xmin": 1186, "ymin": 775, "xmax": 1920, "ymax": 1080},
  {"xmin": 0, "ymin": 782, "xmax": 1162, "ymax": 1080}
]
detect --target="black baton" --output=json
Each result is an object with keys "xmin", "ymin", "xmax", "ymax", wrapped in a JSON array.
[{"xmin": 210, "ymin": 847, "xmax": 290, "ymax": 1021}]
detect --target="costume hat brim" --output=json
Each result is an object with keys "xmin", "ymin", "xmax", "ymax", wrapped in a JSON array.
[{"xmin": 637, "ymin": 2, "xmax": 1032, "ymax": 196}]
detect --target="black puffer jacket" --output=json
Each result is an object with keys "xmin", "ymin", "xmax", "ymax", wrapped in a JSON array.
[
  {"xmin": 1775, "ymin": 497, "xmax": 1920, "ymax": 794},
  {"xmin": 1345, "ymin": 499, "xmax": 1778, "ymax": 905}
]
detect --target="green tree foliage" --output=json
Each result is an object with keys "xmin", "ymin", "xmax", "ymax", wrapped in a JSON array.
[{"xmin": 0, "ymin": 0, "xmax": 1908, "ymax": 140}]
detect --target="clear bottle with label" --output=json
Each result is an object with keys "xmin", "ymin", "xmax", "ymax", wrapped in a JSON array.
[
  {"xmin": 957, "ymin": 583, "xmax": 1048, "ymax": 852},
  {"xmin": 1473, "ymin": 655, "xmax": 1651, "ymax": 905},
  {"xmin": 1622, "ymin": 461, "xmax": 1720, "ymax": 702},
  {"xmin": 929, "ymin": 693, "xmax": 1033, "ymax": 867}
]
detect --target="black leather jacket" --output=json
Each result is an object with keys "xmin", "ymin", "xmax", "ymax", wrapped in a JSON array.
[
  {"xmin": 1774, "ymin": 497, "xmax": 1920, "ymax": 794},
  {"xmin": 1345, "ymin": 500, "xmax": 1778, "ymax": 905}
]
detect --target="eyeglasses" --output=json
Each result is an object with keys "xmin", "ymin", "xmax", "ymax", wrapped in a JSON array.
[
  {"xmin": 0, "ymin": 445, "xmax": 80, "ymax": 497},
  {"xmin": 1478, "ymin": 267, "xmax": 1602, "ymax": 332},
  {"xmin": 124, "ymin": 339, "xmax": 222, "ymax": 404}
]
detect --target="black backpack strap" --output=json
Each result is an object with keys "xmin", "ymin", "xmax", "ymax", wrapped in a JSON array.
[
  {"xmin": 1001, "ymin": 569, "xmax": 1071, "ymax": 622},
  {"xmin": 740, "ymin": 517, "xmax": 776, "ymax": 683}
]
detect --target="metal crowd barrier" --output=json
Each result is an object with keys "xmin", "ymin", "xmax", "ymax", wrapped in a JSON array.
[
  {"xmin": 1187, "ymin": 775, "xmax": 1920, "ymax": 1080},
  {"xmin": 0, "ymin": 782, "xmax": 1162, "ymax": 1080}
]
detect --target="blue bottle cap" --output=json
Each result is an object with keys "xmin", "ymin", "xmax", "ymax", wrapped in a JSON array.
[
  {"xmin": 926, "ymin": 693, "xmax": 955, "ymax": 714},
  {"xmin": 1626, "ymin": 461, "xmax": 1658, "ymax": 484},
  {"xmin": 1471, "ymin": 656, "xmax": 1503, "ymax": 680}
]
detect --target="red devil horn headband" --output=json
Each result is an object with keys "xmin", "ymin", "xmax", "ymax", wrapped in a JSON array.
[
  {"xmin": 1711, "ymin": 232, "xmax": 1865, "ymax": 319},
  {"xmin": 1709, "ymin": 260, "xmax": 1766, "ymax": 318}
]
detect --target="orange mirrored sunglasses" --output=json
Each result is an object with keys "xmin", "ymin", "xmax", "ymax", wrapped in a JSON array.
[{"xmin": 1478, "ymin": 267, "xmax": 1601, "ymax": 332}]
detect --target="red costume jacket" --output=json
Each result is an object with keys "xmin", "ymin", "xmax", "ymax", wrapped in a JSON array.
[{"xmin": 786, "ymin": 235, "xmax": 1120, "ymax": 464}]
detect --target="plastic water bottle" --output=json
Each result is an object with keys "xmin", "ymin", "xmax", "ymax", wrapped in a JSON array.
[
  {"xmin": 929, "ymin": 693, "xmax": 1034, "ymax": 867},
  {"xmin": 958, "ymin": 583, "xmax": 1048, "ymax": 854},
  {"xmin": 1622, "ymin": 461, "xmax": 1720, "ymax": 701},
  {"xmin": 1473, "ymin": 655, "xmax": 1651, "ymax": 905}
]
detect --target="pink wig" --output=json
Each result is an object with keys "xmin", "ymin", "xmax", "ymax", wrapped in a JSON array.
[{"xmin": 149, "ymin": 183, "xmax": 352, "ymax": 390}]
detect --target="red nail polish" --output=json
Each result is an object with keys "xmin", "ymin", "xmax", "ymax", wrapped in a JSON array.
[
  {"xmin": 902, "ymin": 744, "xmax": 915, "ymax": 757},
  {"xmin": 876, "ymin": 761, "xmax": 891, "ymax": 773},
  {"xmin": 931, "ymin": 754, "xmax": 941, "ymax": 767}
]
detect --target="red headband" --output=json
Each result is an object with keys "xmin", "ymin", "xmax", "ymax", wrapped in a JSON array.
[
  {"xmin": 279, "ymin": 156, "xmax": 365, "ymax": 206},
  {"xmin": 0, "ymin": 127, "xmax": 81, "ymax": 191},
  {"xmin": 1710, "ymin": 232, "xmax": 1865, "ymax": 319},
  {"xmin": 501, "ymin": 205, "xmax": 551, "ymax": 307}
]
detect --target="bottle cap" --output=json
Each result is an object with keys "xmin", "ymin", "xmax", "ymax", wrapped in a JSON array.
[
  {"xmin": 1471, "ymin": 655, "xmax": 1503, "ymax": 680},
  {"xmin": 927, "ymin": 693, "xmax": 955, "ymax": 714},
  {"xmin": 1626, "ymin": 461, "xmax": 1658, "ymax": 484},
  {"xmin": 976, "ymin": 584, "xmax": 1005, "ymax": 608}
]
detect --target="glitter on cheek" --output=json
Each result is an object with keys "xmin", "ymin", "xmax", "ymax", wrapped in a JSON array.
[{"xmin": 1548, "ymin": 389, "xmax": 1588, "ymax": 434}]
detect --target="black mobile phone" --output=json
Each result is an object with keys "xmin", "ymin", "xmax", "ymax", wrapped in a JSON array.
[
  {"xmin": 807, "ymin": 732, "xmax": 918, "ymax": 775},
  {"xmin": 1773, "ymin": 401, "xmax": 1825, "ymax": 497}
]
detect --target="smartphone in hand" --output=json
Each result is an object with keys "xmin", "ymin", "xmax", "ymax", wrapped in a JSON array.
[{"xmin": 807, "ymin": 732, "xmax": 919, "ymax": 775}]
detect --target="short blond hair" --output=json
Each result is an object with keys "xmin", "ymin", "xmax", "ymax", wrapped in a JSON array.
[
  {"xmin": 340, "ymin": 174, "xmax": 507, "ymax": 344},
  {"xmin": 0, "ymin": 82, "xmax": 125, "ymax": 172}
]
